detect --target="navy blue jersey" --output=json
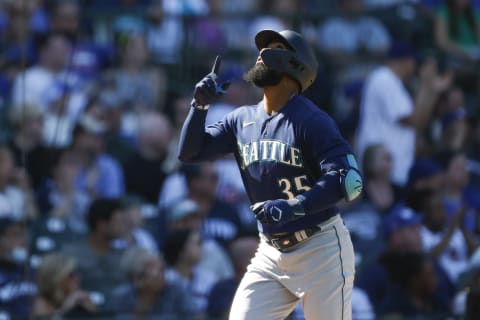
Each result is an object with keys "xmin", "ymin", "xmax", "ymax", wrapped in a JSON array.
[
  {"xmin": 0, "ymin": 264, "xmax": 36, "ymax": 318},
  {"xmin": 179, "ymin": 95, "xmax": 353, "ymax": 233}
]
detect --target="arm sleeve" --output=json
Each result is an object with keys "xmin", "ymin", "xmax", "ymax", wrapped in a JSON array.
[
  {"xmin": 297, "ymin": 154, "xmax": 363, "ymax": 215},
  {"xmin": 177, "ymin": 107, "xmax": 236, "ymax": 162}
]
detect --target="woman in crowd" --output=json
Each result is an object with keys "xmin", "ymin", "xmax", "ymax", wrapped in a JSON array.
[{"xmin": 32, "ymin": 253, "xmax": 97, "ymax": 318}]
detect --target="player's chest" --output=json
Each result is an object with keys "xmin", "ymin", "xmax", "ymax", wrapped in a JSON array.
[
  {"xmin": 235, "ymin": 118, "xmax": 306, "ymax": 172},
  {"xmin": 236, "ymin": 116, "xmax": 297, "ymax": 145}
]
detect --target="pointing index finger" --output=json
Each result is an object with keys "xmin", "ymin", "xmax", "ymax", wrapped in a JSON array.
[{"xmin": 211, "ymin": 55, "xmax": 221, "ymax": 75}]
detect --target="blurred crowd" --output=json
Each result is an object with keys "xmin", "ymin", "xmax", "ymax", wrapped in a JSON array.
[{"xmin": 0, "ymin": 0, "xmax": 480, "ymax": 319}]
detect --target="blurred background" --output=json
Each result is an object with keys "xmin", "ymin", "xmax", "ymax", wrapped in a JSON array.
[{"xmin": 0, "ymin": 0, "xmax": 480, "ymax": 319}]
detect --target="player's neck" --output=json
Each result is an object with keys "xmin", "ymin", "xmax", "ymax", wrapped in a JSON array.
[{"xmin": 263, "ymin": 83, "xmax": 298, "ymax": 115}]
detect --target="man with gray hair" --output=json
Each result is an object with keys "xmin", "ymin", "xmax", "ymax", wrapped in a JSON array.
[{"xmin": 109, "ymin": 247, "xmax": 195, "ymax": 319}]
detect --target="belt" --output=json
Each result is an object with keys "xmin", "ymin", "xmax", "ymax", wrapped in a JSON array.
[{"xmin": 263, "ymin": 225, "xmax": 322, "ymax": 252}]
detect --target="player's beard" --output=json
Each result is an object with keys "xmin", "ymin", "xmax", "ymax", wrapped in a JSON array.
[{"xmin": 243, "ymin": 62, "xmax": 283, "ymax": 88}]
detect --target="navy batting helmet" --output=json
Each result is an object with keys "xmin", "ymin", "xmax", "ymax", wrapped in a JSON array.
[{"xmin": 255, "ymin": 29, "xmax": 318, "ymax": 93}]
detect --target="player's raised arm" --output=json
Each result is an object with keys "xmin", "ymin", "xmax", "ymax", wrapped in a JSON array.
[{"xmin": 177, "ymin": 56, "xmax": 231, "ymax": 162}]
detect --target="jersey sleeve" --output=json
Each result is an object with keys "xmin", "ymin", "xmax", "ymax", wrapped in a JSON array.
[
  {"xmin": 295, "ymin": 111, "xmax": 362, "ymax": 214},
  {"xmin": 178, "ymin": 107, "xmax": 237, "ymax": 162},
  {"xmin": 305, "ymin": 111, "xmax": 353, "ymax": 166}
]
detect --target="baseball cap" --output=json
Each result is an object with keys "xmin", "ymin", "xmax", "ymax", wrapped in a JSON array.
[
  {"xmin": 441, "ymin": 107, "xmax": 466, "ymax": 129},
  {"xmin": 168, "ymin": 199, "xmax": 199, "ymax": 223},
  {"xmin": 383, "ymin": 204, "xmax": 422, "ymax": 239},
  {"xmin": 387, "ymin": 40, "xmax": 420, "ymax": 61},
  {"xmin": 407, "ymin": 158, "xmax": 443, "ymax": 188}
]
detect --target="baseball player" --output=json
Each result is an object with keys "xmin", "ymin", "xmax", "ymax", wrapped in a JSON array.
[{"xmin": 178, "ymin": 29, "xmax": 363, "ymax": 320}]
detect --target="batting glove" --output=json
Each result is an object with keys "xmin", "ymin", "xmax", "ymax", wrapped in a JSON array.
[
  {"xmin": 192, "ymin": 55, "xmax": 230, "ymax": 108},
  {"xmin": 251, "ymin": 198, "xmax": 306, "ymax": 226}
]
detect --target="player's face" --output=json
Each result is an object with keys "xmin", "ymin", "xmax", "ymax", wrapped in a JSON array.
[{"xmin": 243, "ymin": 41, "xmax": 285, "ymax": 89}]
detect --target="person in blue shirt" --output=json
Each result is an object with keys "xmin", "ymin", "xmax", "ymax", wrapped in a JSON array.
[{"xmin": 178, "ymin": 29, "xmax": 363, "ymax": 320}]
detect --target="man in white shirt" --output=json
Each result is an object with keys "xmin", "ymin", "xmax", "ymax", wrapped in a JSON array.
[
  {"xmin": 11, "ymin": 33, "xmax": 71, "ymax": 111},
  {"xmin": 356, "ymin": 41, "xmax": 452, "ymax": 186}
]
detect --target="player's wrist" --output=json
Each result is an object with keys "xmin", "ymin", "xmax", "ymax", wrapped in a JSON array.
[
  {"xmin": 191, "ymin": 100, "xmax": 210, "ymax": 111},
  {"xmin": 288, "ymin": 197, "xmax": 306, "ymax": 217}
]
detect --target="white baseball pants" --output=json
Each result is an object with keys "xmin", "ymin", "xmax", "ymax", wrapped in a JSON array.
[{"xmin": 229, "ymin": 214, "xmax": 355, "ymax": 320}]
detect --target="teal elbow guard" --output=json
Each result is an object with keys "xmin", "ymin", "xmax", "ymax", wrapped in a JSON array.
[
  {"xmin": 340, "ymin": 154, "xmax": 363, "ymax": 202},
  {"xmin": 341, "ymin": 168, "xmax": 363, "ymax": 201}
]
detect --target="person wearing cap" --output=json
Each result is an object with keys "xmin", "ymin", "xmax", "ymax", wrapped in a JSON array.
[
  {"xmin": 177, "ymin": 162, "xmax": 245, "ymax": 250},
  {"xmin": 356, "ymin": 203, "xmax": 455, "ymax": 314},
  {"xmin": 356, "ymin": 40, "xmax": 453, "ymax": 186},
  {"xmin": 406, "ymin": 157, "xmax": 445, "ymax": 191},
  {"xmin": 406, "ymin": 188, "xmax": 477, "ymax": 284},
  {"xmin": 164, "ymin": 198, "xmax": 235, "ymax": 282},
  {"xmin": 178, "ymin": 29, "xmax": 362, "ymax": 319}
]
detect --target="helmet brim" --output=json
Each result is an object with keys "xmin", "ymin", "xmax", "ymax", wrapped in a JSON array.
[{"xmin": 255, "ymin": 30, "xmax": 294, "ymax": 51}]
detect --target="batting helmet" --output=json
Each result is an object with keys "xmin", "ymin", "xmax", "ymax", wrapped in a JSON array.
[{"xmin": 255, "ymin": 29, "xmax": 318, "ymax": 93}]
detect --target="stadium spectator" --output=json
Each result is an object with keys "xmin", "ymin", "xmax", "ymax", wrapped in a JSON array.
[
  {"xmin": 48, "ymin": 0, "xmax": 114, "ymax": 84},
  {"xmin": 0, "ymin": 0, "xmax": 39, "ymax": 68},
  {"xmin": 378, "ymin": 251, "xmax": 448, "ymax": 318},
  {"xmin": 115, "ymin": 195, "xmax": 159, "ymax": 254},
  {"xmin": 163, "ymin": 93, "xmax": 192, "ymax": 173},
  {"xmin": 0, "ymin": 217, "xmax": 36, "ymax": 319},
  {"xmin": 105, "ymin": 33, "xmax": 168, "ymax": 112},
  {"xmin": 10, "ymin": 32, "xmax": 72, "ymax": 112},
  {"xmin": 434, "ymin": 0, "xmax": 480, "ymax": 62},
  {"xmin": 7, "ymin": 104, "xmax": 53, "ymax": 190},
  {"xmin": 144, "ymin": 0, "xmax": 185, "ymax": 65},
  {"xmin": 248, "ymin": 0, "xmax": 296, "ymax": 44},
  {"xmin": 35, "ymin": 148, "xmax": 91, "ymax": 234},
  {"xmin": 406, "ymin": 157, "xmax": 445, "ymax": 192},
  {"xmin": 32, "ymin": 253, "xmax": 97, "ymax": 318},
  {"xmin": 163, "ymin": 227, "xmax": 219, "ymax": 319},
  {"xmin": 122, "ymin": 111, "xmax": 172, "ymax": 204},
  {"xmin": 356, "ymin": 42, "xmax": 453, "ymax": 186},
  {"xmin": 465, "ymin": 267, "xmax": 480, "ymax": 319},
  {"xmin": 317, "ymin": 0, "xmax": 391, "ymax": 60},
  {"xmin": 186, "ymin": 0, "xmax": 229, "ymax": 65},
  {"xmin": 207, "ymin": 235, "xmax": 259, "ymax": 320},
  {"xmin": 60, "ymin": 198, "xmax": 129, "ymax": 312},
  {"xmin": 0, "ymin": 145, "xmax": 38, "ymax": 220},
  {"xmin": 435, "ymin": 150, "xmax": 480, "ymax": 234},
  {"xmin": 181, "ymin": 162, "xmax": 245, "ymax": 249},
  {"xmin": 361, "ymin": 143, "xmax": 404, "ymax": 214},
  {"xmin": 407, "ymin": 188, "xmax": 478, "ymax": 283},
  {"xmin": 96, "ymin": 89, "xmax": 137, "ymax": 164},
  {"xmin": 69, "ymin": 115, "xmax": 125, "ymax": 199},
  {"xmin": 355, "ymin": 204, "xmax": 455, "ymax": 313},
  {"xmin": 465, "ymin": 115, "xmax": 480, "ymax": 189},
  {"xmin": 109, "ymin": 247, "xmax": 195, "ymax": 319},
  {"xmin": 432, "ymin": 86, "xmax": 470, "ymax": 152},
  {"xmin": 165, "ymin": 198, "xmax": 234, "ymax": 282}
]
